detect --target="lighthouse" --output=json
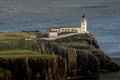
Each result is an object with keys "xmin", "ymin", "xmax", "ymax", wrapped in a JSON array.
[{"xmin": 81, "ymin": 15, "xmax": 87, "ymax": 33}]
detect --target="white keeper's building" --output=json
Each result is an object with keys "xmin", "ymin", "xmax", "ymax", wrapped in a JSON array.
[{"xmin": 48, "ymin": 15, "xmax": 89, "ymax": 38}]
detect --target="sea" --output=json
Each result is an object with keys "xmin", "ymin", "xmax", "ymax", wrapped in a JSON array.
[{"xmin": 0, "ymin": 0, "xmax": 120, "ymax": 58}]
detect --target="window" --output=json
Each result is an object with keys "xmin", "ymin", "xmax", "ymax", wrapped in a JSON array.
[
  {"xmin": 65, "ymin": 29, "xmax": 66, "ymax": 32},
  {"xmin": 72, "ymin": 29, "xmax": 74, "ymax": 31},
  {"xmin": 68, "ymin": 29, "xmax": 69, "ymax": 31},
  {"xmin": 58, "ymin": 30, "xmax": 60, "ymax": 32}
]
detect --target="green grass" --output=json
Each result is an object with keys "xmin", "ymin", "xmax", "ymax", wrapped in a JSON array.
[
  {"xmin": 58, "ymin": 32, "xmax": 74, "ymax": 35},
  {"xmin": 0, "ymin": 33, "xmax": 37, "ymax": 51},
  {"xmin": 0, "ymin": 49, "xmax": 37, "ymax": 54},
  {"xmin": 0, "ymin": 32, "xmax": 93, "ymax": 58},
  {"xmin": 0, "ymin": 32, "xmax": 30, "ymax": 39},
  {"xmin": 58, "ymin": 41, "xmax": 88, "ymax": 47},
  {"xmin": 0, "ymin": 38, "xmax": 24, "ymax": 44},
  {"xmin": 37, "ymin": 33, "xmax": 48, "ymax": 38},
  {"xmin": 0, "ymin": 49, "xmax": 56, "ymax": 58}
]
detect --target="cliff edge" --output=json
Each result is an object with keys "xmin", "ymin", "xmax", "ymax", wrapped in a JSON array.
[{"xmin": 0, "ymin": 32, "xmax": 119, "ymax": 80}]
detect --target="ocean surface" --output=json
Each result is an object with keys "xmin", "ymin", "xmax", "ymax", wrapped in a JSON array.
[{"xmin": 0, "ymin": 0, "xmax": 120, "ymax": 58}]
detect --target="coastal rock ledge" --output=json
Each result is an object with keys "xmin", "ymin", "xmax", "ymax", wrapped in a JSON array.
[{"xmin": 0, "ymin": 33, "xmax": 119, "ymax": 80}]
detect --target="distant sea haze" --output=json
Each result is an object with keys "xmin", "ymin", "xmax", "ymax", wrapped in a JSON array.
[{"xmin": 0, "ymin": 0, "xmax": 120, "ymax": 57}]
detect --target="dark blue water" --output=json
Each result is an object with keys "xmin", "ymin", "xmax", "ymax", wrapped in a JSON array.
[{"xmin": 0, "ymin": 0, "xmax": 120, "ymax": 57}]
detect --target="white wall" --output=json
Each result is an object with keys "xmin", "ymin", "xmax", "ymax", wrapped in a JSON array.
[
  {"xmin": 49, "ymin": 32, "xmax": 58, "ymax": 38},
  {"xmin": 49, "ymin": 27, "xmax": 81, "ymax": 33}
]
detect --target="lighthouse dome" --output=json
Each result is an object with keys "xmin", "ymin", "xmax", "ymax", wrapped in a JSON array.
[
  {"xmin": 81, "ymin": 16, "xmax": 87, "ymax": 24},
  {"xmin": 81, "ymin": 15, "xmax": 87, "ymax": 33}
]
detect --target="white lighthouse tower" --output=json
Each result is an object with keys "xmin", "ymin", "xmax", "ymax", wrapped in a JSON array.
[{"xmin": 81, "ymin": 15, "xmax": 88, "ymax": 33}]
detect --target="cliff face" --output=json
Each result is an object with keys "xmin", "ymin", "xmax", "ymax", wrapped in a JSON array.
[
  {"xmin": 0, "ymin": 33, "xmax": 119, "ymax": 80},
  {"xmin": 0, "ymin": 57, "xmax": 67, "ymax": 80},
  {"xmin": 0, "ymin": 68, "xmax": 11, "ymax": 80},
  {"xmin": 38, "ymin": 33, "xmax": 120, "ymax": 71},
  {"xmin": 36, "ymin": 33, "xmax": 120, "ymax": 78}
]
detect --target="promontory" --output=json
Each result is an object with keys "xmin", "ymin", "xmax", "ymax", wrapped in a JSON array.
[{"xmin": 0, "ymin": 32, "xmax": 119, "ymax": 80}]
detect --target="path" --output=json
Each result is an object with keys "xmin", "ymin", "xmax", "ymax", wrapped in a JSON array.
[{"xmin": 37, "ymin": 33, "xmax": 81, "ymax": 41}]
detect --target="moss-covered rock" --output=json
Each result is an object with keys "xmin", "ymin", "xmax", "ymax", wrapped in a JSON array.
[{"xmin": 0, "ymin": 68, "xmax": 11, "ymax": 80}]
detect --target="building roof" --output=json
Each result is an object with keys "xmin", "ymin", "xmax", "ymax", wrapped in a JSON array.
[
  {"xmin": 49, "ymin": 26, "xmax": 80, "ymax": 30},
  {"xmin": 82, "ymin": 15, "xmax": 85, "ymax": 18}
]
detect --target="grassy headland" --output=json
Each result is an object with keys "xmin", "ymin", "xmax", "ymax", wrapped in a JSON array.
[
  {"xmin": 0, "ymin": 32, "xmax": 52, "ymax": 58},
  {"xmin": 0, "ymin": 32, "xmax": 119, "ymax": 80}
]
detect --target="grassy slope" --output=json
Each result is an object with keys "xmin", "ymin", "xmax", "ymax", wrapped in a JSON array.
[
  {"xmin": 0, "ymin": 33, "xmax": 40, "ymax": 57},
  {"xmin": 0, "ymin": 32, "xmax": 31, "ymax": 48},
  {"xmin": 54, "ymin": 33, "xmax": 97, "ymax": 53},
  {"xmin": 0, "ymin": 49, "xmax": 56, "ymax": 58},
  {"xmin": 0, "ymin": 32, "xmax": 58, "ymax": 58},
  {"xmin": 0, "ymin": 32, "xmax": 30, "ymax": 39},
  {"xmin": 0, "ymin": 32, "xmax": 96, "ymax": 58},
  {"xmin": 58, "ymin": 32, "xmax": 75, "ymax": 35}
]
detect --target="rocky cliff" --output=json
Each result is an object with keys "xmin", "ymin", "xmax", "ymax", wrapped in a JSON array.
[
  {"xmin": 0, "ymin": 57, "xmax": 67, "ymax": 80},
  {"xmin": 0, "ymin": 33, "xmax": 119, "ymax": 80}
]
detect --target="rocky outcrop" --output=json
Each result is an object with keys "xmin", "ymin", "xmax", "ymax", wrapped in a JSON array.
[
  {"xmin": 0, "ymin": 33, "xmax": 119, "ymax": 80},
  {"xmin": 0, "ymin": 57, "xmax": 67, "ymax": 80},
  {"xmin": 59, "ymin": 33, "xmax": 120, "ymax": 72},
  {"xmin": 0, "ymin": 68, "xmax": 11, "ymax": 80},
  {"xmin": 36, "ymin": 33, "xmax": 120, "ymax": 79},
  {"xmin": 92, "ymin": 50, "xmax": 120, "ymax": 72}
]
